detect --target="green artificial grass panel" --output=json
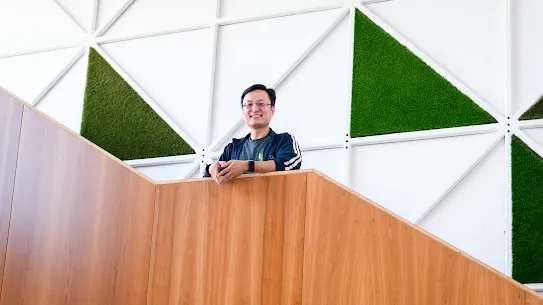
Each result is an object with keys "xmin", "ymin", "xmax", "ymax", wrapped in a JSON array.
[
  {"xmin": 350, "ymin": 10, "xmax": 497, "ymax": 138},
  {"xmin": 80, "ymin": 48, "xmax": 194, "ymax": 160},
  {"xmin": 512, "ymin": 136, "xmax": 543, "ymax": 283},
  {"xmin": 519, "ymin": 95, "xmax": 543, "ymax": 120}
]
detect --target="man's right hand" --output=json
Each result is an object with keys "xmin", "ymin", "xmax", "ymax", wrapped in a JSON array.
[{"xmin": 209, "ymin": 161, "xmax": 226, "ymax": 182}]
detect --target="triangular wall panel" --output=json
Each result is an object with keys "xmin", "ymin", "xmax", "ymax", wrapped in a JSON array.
[
  {"xmin": 350, "ymin": 10, "xmax": 496, "ymax": 138},
  {"xmin": 101, "ymin": 29, "xmax": 212, "ymax": 149},
  {"xmin": 366, "ymin": 0, "xmax": 506, "ymax": 116},
  {"xmin": 421, "ymin": 141, "xmax": 506, "ymax": 274},
  {"xmin": 351, "ymin": 133, "xmax": 498, "ymax": 223},
  {"xmin": 519, "ymin": 95, "xmax": 543, "ymax": 120},
  {"xmin": 37, "ymin": 55, "xmax": 88, "ymax": 134},
  {"xmin": 56, "ymin": 0, "xmax": 96, "ymax": 33},
  {"xmin": 81, "ymin": 48, "xmax": 195, "ymax": 160},
  {"xmin": 511, "ymin": 135, "xmax": 543, "ymax": 283},
  {"xmin": 0, "ymin": 2, "xmax": 82, "ymax": 56},
  {"xmin": 104, "ymin": 0, "xmax": 215, "ymax": 38},
  {"xmin": 0, "ymin": 48, "xmax": 81, "ymax": 104}
]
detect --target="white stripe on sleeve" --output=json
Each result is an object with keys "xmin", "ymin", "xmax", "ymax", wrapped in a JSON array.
[
  {"xmin": 284, "ymin": 134, "xmax": 301, "ymax": 166},
  {"xmin": 284, "ymin": 134, "xmax": 301, "ymax": 170}
]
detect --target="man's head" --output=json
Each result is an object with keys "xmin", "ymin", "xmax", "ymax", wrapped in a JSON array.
[{"xmin": 240, "ymin": 84, "xmax": 276, "ymax": 129}]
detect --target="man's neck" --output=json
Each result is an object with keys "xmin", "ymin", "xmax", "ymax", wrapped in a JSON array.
[{"xmin": 250, "ymin": 127, "xmax": 270, "ymax": 140}]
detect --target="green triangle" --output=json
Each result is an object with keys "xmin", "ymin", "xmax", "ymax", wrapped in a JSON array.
[
  {"xmin": 80, "ymin": 48, "xmax": 195, "ymax": 160},
  {"xmin": 350, "ymin": 10, "xmax": 497, "ymax": 138},
  {"xmin": 512, "ymin": 136, "xmax": 543, "ymax": 283},
  {"xmin": 519, "ymin": 95, "xmax": 543, "ymax": 120}
]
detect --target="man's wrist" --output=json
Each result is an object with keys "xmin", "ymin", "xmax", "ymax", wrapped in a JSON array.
[{"xmin": 247, "ymin": 160, "xmax": 255, "ymax": 173}]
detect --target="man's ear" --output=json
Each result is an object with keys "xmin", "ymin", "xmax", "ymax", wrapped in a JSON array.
[{"xmin": 271, "ymin": 106, "xmax": 276, "ymax": 115}]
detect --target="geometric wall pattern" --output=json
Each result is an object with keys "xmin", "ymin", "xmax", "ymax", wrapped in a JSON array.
[
  {"xmin": 351, "ymin": 9, "xmax": 496, "ymax": 137},
  {"xmin": 2, "ymin": 0, "xmax": 543, "ymax": 291},
  {"xmin": 512, "ymin": 136, "xmax": 543, "ymax": 284},
  {"xmin": 81, "ymin": 48, "xmax": 194, "ymax": 160},
  {"xmin": 520, "ymin": 95, "xmax": 543, "ymax": 120}
]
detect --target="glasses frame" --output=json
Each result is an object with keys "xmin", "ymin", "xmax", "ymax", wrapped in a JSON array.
[{"xmin": 242, "ymin": 102, "xmax": 272, "ymax": 111}]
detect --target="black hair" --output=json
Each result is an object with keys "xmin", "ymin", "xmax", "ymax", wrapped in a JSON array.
[{"xmin": 240, "ymin": 84, "xmax": 276, "ymax": 107}]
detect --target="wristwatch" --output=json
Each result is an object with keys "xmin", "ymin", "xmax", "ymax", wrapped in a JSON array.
[{"xmin": 247, "ymin": 160, "xmax": 255, "ymax": 173}]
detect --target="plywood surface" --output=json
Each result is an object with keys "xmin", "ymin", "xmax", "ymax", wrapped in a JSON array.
[
  {"xmin": 1, "ymin": 85, "xmax": 542, "ymax": 305},
  {"xmin": 302, "ymin": 172, "xmax": 530, "ymax": 305},
  {"xmin": 0, "ymin": 90, "xmax": 23, "ymax": 296},
  {"xmin": 149, "ymin": 173, "xmax": 307, "ymax": 305},
  {"xmin": 1, "ymin": 105, "xmax": 156, "ymax": 305}
]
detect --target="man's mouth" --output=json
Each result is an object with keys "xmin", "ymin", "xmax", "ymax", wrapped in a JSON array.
[{"xmin": 250, "ymin": 114, "xmax": 262, "ymax": 118}]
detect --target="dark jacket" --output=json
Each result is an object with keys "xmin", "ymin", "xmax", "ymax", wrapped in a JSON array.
[{"xmin": 203, "ymin": 128, "xmax": 302, "ymax": 177}]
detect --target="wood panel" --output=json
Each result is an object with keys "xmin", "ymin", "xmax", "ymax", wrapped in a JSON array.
[
  {"xmin": 0, "ymin": 89, "xmax": 24, "ymax": 294},
  {"xmin": 1, "ymin": 105, "xmax": 156, "ymax": 305},
  {"xmin": 525, "ymin": 291, "xmax": 543, "ymax": 305},
  {"xmin": 0, "ymin": 89, "xmax": 540, "ymax": 305},
  {"xmin": 149, "ymin": 173, "xmax": 307, "ymax": 305},
  {"xmin": 303, "ymin": 171, "xmax": 531, "ymax": 305},
  {"xmin": 458, "ymin": 253, "xmax": 524, "ymax": 304}
]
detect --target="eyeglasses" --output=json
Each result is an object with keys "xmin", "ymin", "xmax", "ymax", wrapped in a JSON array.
[{"xmin": 242, "ymin": 102, "xmax": 271, "ymax": 110}]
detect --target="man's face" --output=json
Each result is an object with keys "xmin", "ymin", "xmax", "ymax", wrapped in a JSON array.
[{"xmin": 242, "ymin": 90, "xmax": 275, "ymax": 129}]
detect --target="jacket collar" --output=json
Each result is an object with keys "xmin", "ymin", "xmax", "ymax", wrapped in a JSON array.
[{"xmin": 232, "ymin": 128, "xmax": 276, "ymax": 148}]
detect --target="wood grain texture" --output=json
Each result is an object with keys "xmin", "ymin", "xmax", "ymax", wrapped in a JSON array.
[
  {"xmin": 1, "ymin": 90, "xmax": 540, "ymax": 305},
  {"xmin": 0, "ymin": 90, "xmax": 23, "ymax": 295},
  {"xmin": 525, "ymin": 291, "xmax": 543, "ymax": 305},
  {"xmin": 303, "ymin": 172, "xmax": 532, "ymax": 305},
  {"xmin": 458, "ymin": 253, "xmax": 524, "ymax": 304},
  {"xmin": 149, "ymin": 173, "xmax": 307, "ymax": 305},
  {"xmin": 1, "ymin": 106, "xmax": 156, "ymax": 305}
]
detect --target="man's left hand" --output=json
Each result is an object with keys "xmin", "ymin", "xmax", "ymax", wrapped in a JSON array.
[{"xmin": 216, "ymin": 160, "xmax": 249, "ymax": 185}]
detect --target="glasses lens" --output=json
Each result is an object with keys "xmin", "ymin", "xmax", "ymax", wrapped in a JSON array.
[{"xmin": 243, "ymin": 103, "xmax": 269, "ymax": 110}]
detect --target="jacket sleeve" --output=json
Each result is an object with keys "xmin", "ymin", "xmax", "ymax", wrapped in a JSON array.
[
  {"xmin": 203, "ymin": 143, "xmax": 232, "ymax": 177},
  {"xmin": 273, "ymin": 133, "xmax": 302, "ymax": 171}
]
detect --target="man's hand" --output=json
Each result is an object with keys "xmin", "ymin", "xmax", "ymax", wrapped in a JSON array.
[
  {"xmin": 208, "ymin": 161, "xmax": 225, "ymax": 180},
  {"xmin": 215, "ymin": 160, "xmax": 248, "ymax": 185}
]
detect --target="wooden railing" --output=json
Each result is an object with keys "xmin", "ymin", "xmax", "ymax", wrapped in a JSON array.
[{"xmin": 1, "ymin": 86, "xmax": 542, "ymax": 305}]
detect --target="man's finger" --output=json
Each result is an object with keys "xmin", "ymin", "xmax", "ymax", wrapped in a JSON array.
[
  {"xmin": 220, "ymin": 171, "xmax": 233, "ymax": 184},
  {"xmin": 218, "ymin": 167, "xmax": 230, "ymax": 177},
  {"xmin": 211, "ymin": 163, "xmax": 220, "ymax": 179}
]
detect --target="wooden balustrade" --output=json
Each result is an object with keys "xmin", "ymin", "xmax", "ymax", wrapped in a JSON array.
[
  {"xmin": 0, "ymin": 91, "xmax": 23, "ymax": 294},
  {"xmin": 0, "ymin": 86, "xmax": 541, "ymax": 305},
  {"xmin": 0, "ymin": 88, "xmax": 155, "ymax": 305}
]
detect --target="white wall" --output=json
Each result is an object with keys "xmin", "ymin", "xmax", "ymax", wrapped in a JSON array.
[{"xmin": 2, "ymin": 0, "xmax": 543, "ymax": 284}]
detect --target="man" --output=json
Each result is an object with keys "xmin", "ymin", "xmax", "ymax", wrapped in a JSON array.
[{"xmin": 204, "ymin": 84, "xmax": 302, "ymax": 184}]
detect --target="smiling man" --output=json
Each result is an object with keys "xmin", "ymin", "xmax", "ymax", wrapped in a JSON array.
[{"xmin": 203, "ymin": 84, "xmax": 302, "ymax": 184}]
